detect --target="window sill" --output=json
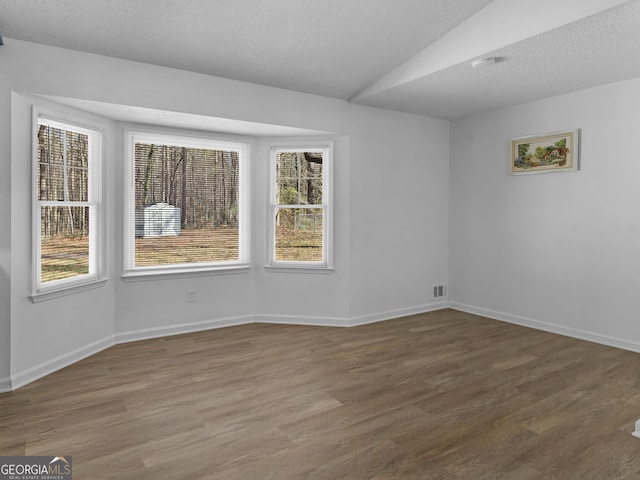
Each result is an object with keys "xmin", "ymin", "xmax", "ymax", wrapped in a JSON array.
[
  {"xmin": 264, "ymin": 265, "xmax": 335, "ymax": 274},
  {"xmin": 122, "ymin": 264, "xmax": 252, "ymax": 282},
  {"xmin": 31, "ymin": 278, "xmax": 109, "ymax": 303}
]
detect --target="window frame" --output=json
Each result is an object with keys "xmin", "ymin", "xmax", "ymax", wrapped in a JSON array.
[
  {"xmin": 122, "ymin": 129, "xmax": 251, "ymax": 279},
  {"xmin": 31, "ymin": 108, "xmax": 106, "ymax": 300},
  {"xmin": 267, "ymin": 142, "xmax": 333, "ymax": 271}
]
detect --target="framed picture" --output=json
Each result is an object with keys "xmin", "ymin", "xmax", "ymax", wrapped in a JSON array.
[{"xmin": 510, "ymin": 129, "xmax": 579, "ymax": 175}]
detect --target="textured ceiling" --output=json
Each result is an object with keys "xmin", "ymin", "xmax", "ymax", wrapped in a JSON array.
[
  {"xmin": 1, "ymin": 0, "xmax": 638, "ymax": 119},
  {"xmin": 355, "ymin": 0, "xmax": 640, "ymax": 119},
  {"xmin": 0, "ymin": 0, "xmax": 493, "ymax": 99}
]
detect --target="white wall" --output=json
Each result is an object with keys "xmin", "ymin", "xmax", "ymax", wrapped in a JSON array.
[
  {"xmin": 0, "ymin": 78, "xmax": 12, "ymax": 388},
  {"xmin": 9, "ymin": 35, "xmax": 640, "ymax": 391},
  {"xmin": 449, "ymin": 77, "xmax": 640, "ymax": 350},
  {"xmin": 111, "ymin": 126, "xmax": 258, "ymax": 341},
  {"xmin": 0, "ymin": 39, "xmax": 349, "ymax": 388},
  {"xmin": 253, "ymin": 136, "xmax": 352, "ymax": 325},
  {"xmin": 9, "ymin": 93, "xmax": 117, "ymax": 389},
  {"xmin": 349, "ymin": 105, "xmax": 450, "ymax": 322},
  {"xmin": 1, "ymin": 39, "xmax": 451, "ymax": 390}
]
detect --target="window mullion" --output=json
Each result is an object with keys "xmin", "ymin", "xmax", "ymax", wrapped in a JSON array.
[
  {"xmin": 46, "ymin": 125, "xmax": 52, "ymax": 203},
  {"xmin": 39, "ymin": 200, "xmax": 90, "ymax": 207},
  {"xmin": 63, "ymin": 129, "xmax": 68, "ymax": 202}
]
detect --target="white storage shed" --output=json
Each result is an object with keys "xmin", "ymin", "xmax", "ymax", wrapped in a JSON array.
[{"xmin": 135, "ymin": 203, "xmax": 181, "ymax": 238}]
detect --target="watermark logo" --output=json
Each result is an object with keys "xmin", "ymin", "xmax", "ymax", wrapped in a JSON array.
[{"xmin": 0, "ymin": 456, "xmax": 72, "ymax": 480}]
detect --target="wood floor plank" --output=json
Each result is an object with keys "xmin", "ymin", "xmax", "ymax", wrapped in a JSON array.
[{"xmin": 1, "ymin": 309, "xmax": 639, "ymax": 479}]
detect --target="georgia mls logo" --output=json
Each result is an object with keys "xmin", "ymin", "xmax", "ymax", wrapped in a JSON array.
[
  {"xmin": 0, "ymin": 455, "xmax": 72, "ymax": 479},
  {"xmin": 49, "ymin": 457, "xmax": 71, "ymax": 474}
]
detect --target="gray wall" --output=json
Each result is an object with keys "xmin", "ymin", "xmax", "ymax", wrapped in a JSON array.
[
  {"xmin": 449, "ymin": 77, "xmax": 640, "ymax": 350},
  {"xmin": 0, "ymin": 39, "xmax": 450, "ymax": 390},
  {"xmin": 4, "ymin": 36, "xmax": 640, "ymax": 391},
  {"xmin": 349, "ymin": 105, "xmax": 450, "ymax": 321}
]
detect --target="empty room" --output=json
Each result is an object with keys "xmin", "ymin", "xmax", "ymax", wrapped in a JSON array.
[{"xmin": 1, "ymin": 1, "xmax": 640, "ymax": 478}]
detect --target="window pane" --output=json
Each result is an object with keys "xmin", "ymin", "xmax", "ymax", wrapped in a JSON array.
[
  {"xmin": 134, "ymin": 142, "xmax": 240, "ymax": 266},
  {"xmin": 67, "ymin": 166, "xmax": 88, "ymax": 201},
  {"xmin": 135, "ymin": 226, "xmax": 238, "ymax": 266},
  {"xmin": 276, "ymin": 152, "xmax": 323, "ymax": 205},
  {"xmin": 40, "ymin": 206, "xmax": 90, "ymax": 282},
  {"xmin": 37, "ymin": 164, "xmax": 65, "ymax": 201},
  {"xmin": 275, "ymin": 208, "xmax": 323, "ymax": 262},
  {"xmin": 277, "ymin": 180, "xmax": 300, "ymax": 205},
  {"xmin": 66, "ymin": 131, "xmax": 89, "ymax": 200},
  {"xmin": 66, "ymin": 130, "xmax": 89, "ymax": 168},
  {"xmin": 37, "ymin": 124, "xmax": 64, "ymax": 165},
  {"xmin": 37, "ymin": 125, "xmax": 89, "ymax": 201}
]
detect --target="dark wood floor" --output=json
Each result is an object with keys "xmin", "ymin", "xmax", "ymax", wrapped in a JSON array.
[{"xmin": 2, "ymin": 309, "xmax": 640, "ymax": 479}]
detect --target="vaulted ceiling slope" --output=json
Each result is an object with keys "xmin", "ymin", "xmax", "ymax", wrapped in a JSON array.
[{"xmin": 1, "ymin": 0, "xmax": 639, "ymax": 119}]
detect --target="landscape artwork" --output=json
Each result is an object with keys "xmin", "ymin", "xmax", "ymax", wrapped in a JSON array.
[{"xmin": 510, "ymin": 130, "xmax": 579, "ymax": 175}]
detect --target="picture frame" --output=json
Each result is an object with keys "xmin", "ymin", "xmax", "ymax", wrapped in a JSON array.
[{"xmin": 510, "ymin": 129, "xmax": 579, "ymax": 175}]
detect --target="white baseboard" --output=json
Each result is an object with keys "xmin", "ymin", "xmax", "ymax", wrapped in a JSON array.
[
  {"xmin": 449, "ymin": 302, "xmax": 640, "ymax": 354},
  {"xmin": 114, "ymin": 314, "xmax": 255, "ymax": 344},
  {"xmin": 255, "ymin": 301, "xmax": 449, "ymax": 328},
  {"xmin": 9, "ymin": 301, "xmax": 639, "ymax": 393},
  {"xmin": 0, "ymin": 376, "xmax": 12, "ymax": 393},
  {"xmin": 255, "ymin": 313, "xmax": 350, "ymax": 327},
  {"xmin": 349, "ymin": 300, "xmax": 449, "ymax": 327},
  {"xmin": 3, "ymin": 302, "xmax": 449, "ymax": 392},
  {"xmin": 10, "ymin": 336, "xmax": 114, "ymax": 391}
]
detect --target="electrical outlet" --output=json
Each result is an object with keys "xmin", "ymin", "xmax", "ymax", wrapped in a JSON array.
[{"xmin": 187, "ymin": 289, "xmax": 197, "ymax": 303}]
